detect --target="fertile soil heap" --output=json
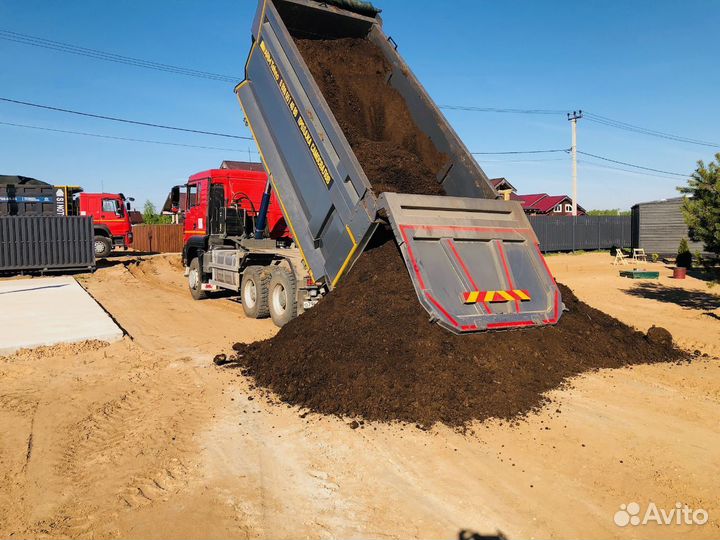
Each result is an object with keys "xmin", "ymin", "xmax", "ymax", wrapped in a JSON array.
[
  {"xmin": 228, "ymin": 36, "xmax": 684, "ymax": 427},
  {"xmin": 295, "ymin": 37, "xmax": 446, "ymax": 196},
  {"xmin": 233, "ymin": 241, "xmax": 682, "ymax": 427}
]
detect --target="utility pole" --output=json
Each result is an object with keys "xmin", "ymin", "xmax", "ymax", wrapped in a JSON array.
[{"xmin": 567, "ymin": 110, "xmax": 583, "ymax": 216}]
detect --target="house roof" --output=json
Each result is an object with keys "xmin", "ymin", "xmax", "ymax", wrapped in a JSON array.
[
  {"xmin": 220, "ymin": 160, "xmax": 265, "ymax": 172},
  {"xmin": 510, "ymin": 192, "xmax": 585, "ymax": 213},
  {"xmin": 490, "ymin": 177, "xmax": 516, "ymax": 192},
  {"xmin": 510, "ymin": 193, "xmax": 548, "ymax": 208},
  {"xmin": 128, "ymin": 210, "xmax": 144, "ymax": 224},
  {"xmin": 630, "ymin": 196, "xmax": 685, "ymax": 208},
  {"xmin": 532, "ymin": 195, "xmax": 568, "ymax": 213}
]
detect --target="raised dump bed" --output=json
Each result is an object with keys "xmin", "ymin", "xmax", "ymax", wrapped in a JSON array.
[{"xmin": 236, "ymin": 0, "xmax": 562, "ymax": 332}]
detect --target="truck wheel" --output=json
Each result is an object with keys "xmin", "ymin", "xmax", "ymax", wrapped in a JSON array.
[
  {"xmin": 268, "ymin": 267, "xmax": 297, "ymax": 327},
  {"xmin": 241, "ymin": 266, "xmax": 270, "ymax": 319},
  {"xmin": 188, "ymin": 257, "xmax": 207, "ymax": 300},
  {"xmin": 94, "ymin": 236, "xmax": 112, "ymax": 258}
]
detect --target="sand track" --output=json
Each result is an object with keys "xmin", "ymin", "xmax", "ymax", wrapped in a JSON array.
[{"xmin": 1, "ymin": 253, "xmax": 718, "ymax": 538}]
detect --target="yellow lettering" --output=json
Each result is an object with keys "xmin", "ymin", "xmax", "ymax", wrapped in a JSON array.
[{"xmin": 258, "ymin": 39, "xmax": 333, "ymax": 187}]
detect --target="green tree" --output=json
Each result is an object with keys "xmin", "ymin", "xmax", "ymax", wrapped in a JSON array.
[
  {"xmin": 142, "ymin": 200, "xmax": 171, "ymax": 225},
  {"xmin": 678, "ymin": 153, "xmax": 720, "ymax": 255},
  {"xmin": 587, "ymin": 209, "xmax": 631, "ymax": 216}
]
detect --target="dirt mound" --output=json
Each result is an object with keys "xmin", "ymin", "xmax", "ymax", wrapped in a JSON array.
[
  {"xmin": 225, "ymin": 36, "xmax": 684, "ymax": 426},
  {"xmin": 230, "ymin": 240, "xmax": 684, "ymax": 427},
  {"xmin": 295, "ymin": 37, "xmax": 446, "ymax": 195}
]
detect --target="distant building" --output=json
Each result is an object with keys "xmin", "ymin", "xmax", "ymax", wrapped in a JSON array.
[
  {"xmin": 511, "ymin": 193, "xmax": 586, "ymax": 216},
  {"xmin": 128, "ymin": 210, "xmax": 144, "ymax": 224},
  {"xmin": 631, "ymin": 197, "xmax": 703, "ymax": 255},
  {"xmin": 489, "ymin": 177, "xmax": 517, "ymax": 195},
  {"xmin": 489, "ymin": 177, "xmax": 585, "ymax": 216}
]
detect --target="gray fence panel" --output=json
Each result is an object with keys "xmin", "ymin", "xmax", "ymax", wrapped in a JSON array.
[
  {"xmin": 528, "ymin": 215, "xmax": 631, "ymax": 252},
  {"xmin": 0, "ymin": 216, "xmax": 95, "ymax": 272}
]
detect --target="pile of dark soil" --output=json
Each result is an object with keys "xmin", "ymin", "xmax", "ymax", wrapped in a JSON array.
[
  {"xmin": 295, "ymin": 37, "xmax": 446, "ymax": 196},
  {"xmin": 225, "ymin": 36, "xmax": 684, "ymax": 427},
  {"xmin": 231, "ymin": 240, "xmax": 684, "ymax": 427}
]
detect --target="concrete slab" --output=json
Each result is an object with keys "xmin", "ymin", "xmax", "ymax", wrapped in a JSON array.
[{"xmin": 0, "ymin": 276, "xmax": 123, "ymax": 355}]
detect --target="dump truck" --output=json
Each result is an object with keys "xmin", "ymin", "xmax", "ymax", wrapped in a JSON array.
[
  {"xmin": 184, "ymin": 0, "xmax": 562, "ymax": 333},
  {"xmin": 0, "ymin": 176, "xmax": 134, "ymax": 257},
  {"xmin": 55, "ymin": 186, "xmax": 134, "ymax": 257}
]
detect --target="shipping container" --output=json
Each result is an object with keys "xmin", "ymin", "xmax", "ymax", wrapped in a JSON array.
[{"xmin": 0, "ymin": 216, "xmax": 95, "ymax": 273}]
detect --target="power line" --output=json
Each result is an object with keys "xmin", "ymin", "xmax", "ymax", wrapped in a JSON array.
[
  {"xmin": 584, "ymin": 112, "xmax": 720, "ymax": 148},
  {"xmin": 576, "ymin": 159, "xmax": 681, "ymax": 181},
  {"xmin": 577, "ymin": 150, "xmax": 688, "ymax": 177},
  {"xmin": 0, "ymin": 120, "xmax": 256, "ymax": 153},
  {"xmin": 478, "ymin": 157, "xmax": 568, "ymax": 163},
  {"xmin": 0, "ymin": 29, "xmax": 239, "ymax": 83},
  {"xmin": 440, "ymin": 105, "xmax": 566, "ymax": 115},
  {"xmin": 4, "ymin": 28, "xmax": 716, "ymax": 153},
  {"xmin": 470, "ymin": 148, "xmax": 569, "ymax": 155},
  {"xmin": 0, "ymin": 97, "xmax": 253, "ymax": 140}
]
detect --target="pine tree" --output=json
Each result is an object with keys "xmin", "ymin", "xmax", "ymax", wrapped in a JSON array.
[{"xmin": 678, "ymin": 153, "xmax": 720, "ymax": 255}]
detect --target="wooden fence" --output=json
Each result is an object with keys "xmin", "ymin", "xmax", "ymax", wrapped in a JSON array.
[{"xmin": 132, "ymin": 224, "xmax": 184, "ymax": 253}]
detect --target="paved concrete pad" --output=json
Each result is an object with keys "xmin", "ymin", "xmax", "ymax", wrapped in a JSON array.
[{"xmin": 0, "ymin": 276, "xmax": 123, "ymax": 355}]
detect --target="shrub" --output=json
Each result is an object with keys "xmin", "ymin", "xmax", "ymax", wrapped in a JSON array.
[
  {"xmin": 651, "ymin": 253, "xmax": 660, "ymax": 263},
  {"xmin": 694, "ymin": 250, "xmax": 704, "ymax": 267},
  {"xmin": 676, "ymin": 238, "xmax": 692, "ymax": 268}
]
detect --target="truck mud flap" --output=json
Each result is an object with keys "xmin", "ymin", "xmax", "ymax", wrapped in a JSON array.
[{"xmin": 379, "ymin": 193, "xmax": 563, "ymax": 333}]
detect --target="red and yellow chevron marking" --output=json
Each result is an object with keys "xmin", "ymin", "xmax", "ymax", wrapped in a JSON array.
[{"xmin": 463, "ymin": 289, "xmax": 531, "ymax": 304}]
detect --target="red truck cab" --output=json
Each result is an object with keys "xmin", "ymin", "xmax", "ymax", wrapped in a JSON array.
[
  {"xmin": 174, "ymin": 165, "xmax": 321, "ymax": 328},
  {"xmin": 57, "ymin": 186, "xmax": 133, "ymax": 257},
  {"xmin": 177, "ymin": 168, "xmax": 288, "ymax": 248}
]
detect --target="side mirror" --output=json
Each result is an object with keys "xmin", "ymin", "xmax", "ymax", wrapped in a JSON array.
[
  {"xmin": 125, "ymin": 201, "xmax": 132, "ymax": 211},
  {"xmin": 170, "ymin": 185, "xmax": 181, "ymax": 212}
]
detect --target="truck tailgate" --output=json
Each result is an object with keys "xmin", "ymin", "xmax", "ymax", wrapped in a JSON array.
[{"xmin": 380, "ymin": 193, "xmax": 562, "ymax": 333}]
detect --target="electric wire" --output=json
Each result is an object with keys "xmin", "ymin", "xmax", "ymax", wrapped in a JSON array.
[
  {"xmin": 0, "ymin": 120, "xmax": 255, "ymax": 153},
  {"xmin": 0, "ymin": 96, "xmax": 253, "ymax": 140},
  {"xmin": 0, "ymin": 29, "xmax": 239, "ymax": 82}
]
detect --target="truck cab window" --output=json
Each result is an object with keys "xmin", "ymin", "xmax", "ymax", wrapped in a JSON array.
[
  {"xmin": 102, "ymin": 198, "xmax": 124, "ymax": 216},
  {"xmin": 188, "ymin": 185, "xmax": 198, "ymax": 207}
]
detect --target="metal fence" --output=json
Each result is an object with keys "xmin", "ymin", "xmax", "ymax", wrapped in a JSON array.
[
  {"xmin": 528, "ymin": 215, "xmax": 631, "ymax": 252},
  {"xmin": 0, "ymin": 216, "xmax": 95, "ymax": 272},
  {"xmin": 132, "ymin": 224, "xmax": 184, "ymax": 253}
]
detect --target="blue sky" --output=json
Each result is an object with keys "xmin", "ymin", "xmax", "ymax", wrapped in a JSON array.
[{"xmin": 1, "ymin": 0, "xmax": 718, "ymax": 211}]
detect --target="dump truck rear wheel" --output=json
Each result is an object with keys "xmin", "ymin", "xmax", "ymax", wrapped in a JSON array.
[
  {"xmin": 268, "ymin": 267, "xmax": 297, "ymax": 327},
  {"xmin": 94, "ymin": 236, "xmax": 112, "ymax": 258},
  {"xmin": 188, "ymin": 257, "xmax": 207, "ymax": 300},
  {"xmin": 241, "ymin": 266, "xmax": 270, "ymax": 319}
]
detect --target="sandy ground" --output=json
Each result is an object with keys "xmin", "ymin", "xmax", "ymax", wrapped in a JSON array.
[
  {"xmin": 548, "ymin": 252, "xmax": 720, "ymax": 357},
  {"xmin": 0, "ymin": 252, "xmax": 718, "ymax": 539}
]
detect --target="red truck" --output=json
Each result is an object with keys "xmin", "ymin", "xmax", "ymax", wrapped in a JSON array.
[
  {"xmin": 57, "ymin": 186, "xmax": 134, "ymax": 257},
  {"xmin": 172, "ymin": 166, "xmax": 314, "ymax": 327}
]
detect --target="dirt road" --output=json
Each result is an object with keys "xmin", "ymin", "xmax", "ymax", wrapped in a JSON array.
[{"xmin": 1, "ymin": 253, "xmax": 718, "ymax": 538}]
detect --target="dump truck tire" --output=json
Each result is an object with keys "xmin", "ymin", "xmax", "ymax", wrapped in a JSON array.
[
  {"xmin": 94, "ymin": 235, "xmax": 112, "ymax": 258},
  {"xmin": 241, "ymin": 266, "xmax": 270, "ymax": 319},
  {"xmin": 188, "ymin": 257, "xmax": 207, "ymax": 300},
  {"xmin": 268, "ymin": 267, "xmax": 297, "ymax": 327}
]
